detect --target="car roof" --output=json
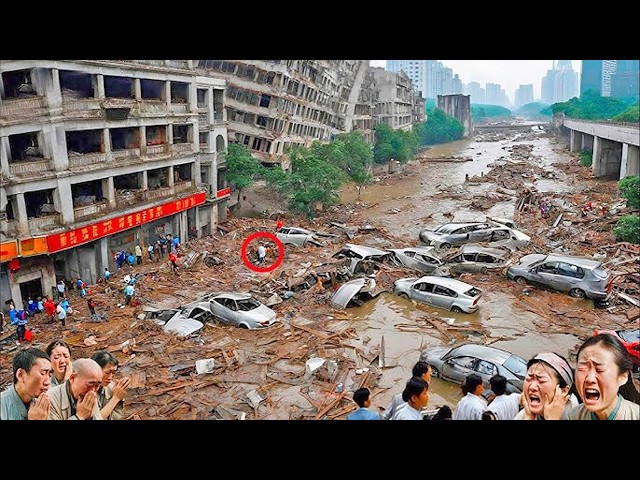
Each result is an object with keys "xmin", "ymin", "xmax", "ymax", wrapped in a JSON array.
[
  {"xmin": 211, "ymin": 292, "xmax": 253, "ymax": 301},
  {"xmin": 544, "ymin": 254, "xmax": 602, "ymax": 269},
  {"xmin": 415, "ymin": 275, "xmax": 477, "ymax": 291},
  {"xmin": 282, "ymin": 227, "xmax": 313, "ymax": 234},
  {"xmin": 448, "ymin": 344, "xmax": 513, "ymax": 364},
  {"xmin": 391, "ymin": 246, "xmax": 438, "ymax": 255},
  {"xmin": 436, "ymin": 222, "xmax": 487, "ymax": 232},
  {"xmin": 456, "ymin": 245, "xmax": 510, "ymax": 257},
  {"xmin": 340, "ymin": 243, "xmax": 389, "ymax": 257}
]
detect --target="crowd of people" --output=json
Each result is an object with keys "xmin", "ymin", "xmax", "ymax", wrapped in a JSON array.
[{"xmin": 347, "ymin": 334, "xmax": 640, "ymax": 421}]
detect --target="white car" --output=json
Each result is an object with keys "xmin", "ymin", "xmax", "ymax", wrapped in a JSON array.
[
  {"xmin": 419, "ymin": 222, "xmax": 530, "ymax": 250},
  {"xmin": 393, "ymin": 276, "xmax": 482, "ymax": 313},
  {"xmin": 184, "ymin": 292, "xmax": 277, "ymax": 329},
  {"xmin": 276, "ymin": 227, "xmax": 323, "ymax": 247},
  {"xmin": 388, "ymin": 246, "xmax": 449, "ymax": 275}
]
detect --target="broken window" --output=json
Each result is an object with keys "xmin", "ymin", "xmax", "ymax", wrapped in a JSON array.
[
  {"xmin": 197, "ymin": 89, "xmax": 207, "ymax": 108},
  {"xmin": 173, "ymin": 125, "xmax": 190, "ymax": 144},
  {"xmin": 259, "ymin": 94, "xmax": 271, "ymax": 108},
  {"xmin": 146, "ymin": 125, "xmax": 166, "ymax": 146},
  {"xmin": 72, "ymin": 180, "xmax": 104, "ymax": 207},
  {"xmin": 256, "ymin": 115, "xmax": 267, "ymax": 128},
  {"xmin": 114, "ymin": 173, "xmax": 141, "ymax": 190},
  {"xmin": 141, "ymin": 79, "xmax": 165, "ymax": 100},
  {"xmin": 171, "ymin": 82, "xmax": 189, "ymax": 103},
  {"xmin": 104, "ymin": 76, "xmax": 134, "ymax": 99},
  {"xmin": 1, "ymin": 69, "xmax": 35, "ymax": 99},
  {"xmin": 25, "ymin": 189, "xmax": 56, "ymax": 218},
  {"xmin": 174, "ymin": 163, "xmax": 192, "ymax": 182},
  {"xmin": 147, "ymin": 168, "xmax": 169, "ymax": 189},
  {"xmin": 66, "ymin": 129, "xmax": 103, "ymax": 155},
  {"xmin": 59, "ymin": 70, "xmax": 94, "ymax": 98},
  {"xmin": 110, "ymin": 127, "xmax": 140, "ymax": 150},
  {"xmin": 9, "ymin": 132, "xmax": 43, "ymax": 162}
]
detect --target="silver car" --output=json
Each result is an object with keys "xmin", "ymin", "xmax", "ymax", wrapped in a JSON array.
[
  {"xmin": 331, "ymin": 243, "xmax": 391, "ymax": 275},
  {"xmin": 388, "ymin": 246, "xmax": 449, "ymax": 275},
  {"xmin": 329, "ymin": 276, "xmax": 385, "ymax": 309},
  {"xmin": 393, "ymin": 275, "xmax": 482, "ymax": 313},
  {"xmin": 276, "ymin": 226, "xmax": 324, "ymax": 247},
  {"xmin": 185, "ymin": 292, "xmax": 278, "ymax": 329},
  {"xmin": 507, "ymin": 253, "xmax": 612, "ymax": 300},
  {"xmin": 444, "ymin": 245, "xmax": 513, "ymax": 275},
  {"xmin": 420, "ymin": 343, "xmax": 527, "ymax": 394},
  {"xmin": 419, "ymin": 222, "xmax": 530, "ymax": 250}
]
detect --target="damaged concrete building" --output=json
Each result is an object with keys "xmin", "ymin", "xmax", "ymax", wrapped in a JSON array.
[
  {"xmin": 438, "ymin": 93, "xmax": 473, "ymax": 137},
  {"xmin": 368, "ymin": 67, "xmax": 416, "ymax": 131},
  {"xmin": 0, "ymin": 60, "xmax": 229, "ymax": 308},
  {"xmin": 194, "ymin": 60, "xmax": 372, "ymax": 170}
]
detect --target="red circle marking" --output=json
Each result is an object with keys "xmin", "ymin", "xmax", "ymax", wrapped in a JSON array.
[{"xmin": 241, "ymin": 232, "xmax": 285, "ymax": 273}]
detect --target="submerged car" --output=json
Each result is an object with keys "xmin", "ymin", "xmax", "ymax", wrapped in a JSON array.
[
  {"xmin": 331, "ymin": 243, "xmax": 390, "ymax": 275},
  {"xmin": 419, "ymin": 222, "xmax": 530, "ymax": 250},
  {"xmin": 393, "ymin": 275, "xmax": 482, "ymax": 313},
  {"xmin": 388, "ymin": 246, "xmax": 449, "ymax": 275},
  {"xmin": 185, "ymin": 292, "xmax": 277, "ymax": 329},
  {"xmin": 444, "ymin": 244, "xmax": 513, "ymax": 275},
  {"xmin": 593, "ymin": 328, "xmax": 640, "ymax": 368},
  {"xmin": 420, "ymin": 343, "xmax": 527, "ymax": 394},
  {"xmin": 329, "ymin": 276, "xmax": 386, "ymax": 309},
  {"xmin": 507, "ymin": 253, "xmax": 612, "ymax": 300},
  {"xmin": 276, "ymin": 226, "xmax": 324, "ymax": 247}
]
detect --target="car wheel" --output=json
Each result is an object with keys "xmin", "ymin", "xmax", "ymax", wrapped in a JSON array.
[
  {"xmin": 569, "ymin": 288, "xmax": 586, "ymax": 299},
  {"xmin": 239, "ymin": 324, "xmax": 249, "ymax": 329},
  {"xmin": 431, "ymin": 366, "xmax": 440, "ymax": 378},
  {"xmin": 440, "ymin": 243, "xmax": 452, "ymax": 250},
  {"xmin": 398, "ymin": 293, "xmax": 410, "ymax": 300},
  {"xmin": 515, "ymin": 276, "xmax": 527, "ymax": 285},
  {"xmin": 451, "ymin": 306, "xmax": 463, "ymax": 313},
  {"xmin": 480, "ymin": 267, "xmax": 488, "ymax": 274}
]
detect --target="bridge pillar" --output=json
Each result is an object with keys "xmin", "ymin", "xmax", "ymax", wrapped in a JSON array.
[
  {"xmin": 620, "ymin": 143, "xmax": 640, "ymax": 178},
  {"xmin": 570, "ymin": 129, "xmax": 581, "ymax": 152},
  {"xmin": 581, "ymin": 134, "xmax": 594, "ymax": 151},
  {"xmin": 593, "ymin": 137, "xmax": 622, "ymax": 179}
]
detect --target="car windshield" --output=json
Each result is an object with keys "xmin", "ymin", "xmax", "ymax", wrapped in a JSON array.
[
  {"xmin": 503, "ymin": 354, "xmax": 527, "ymax": 378},
  {"xmin": 592, "ymin": 266, "xmax": 609, "ymax": 279},
  {"xmin": 237, "ymin": 298, "xmax": 261, "ymax": 311},
  {"xmin": 464, "ymin": 287, "xmax": 481, "ymax": 297},
  {"xmin": 618, "ymin": 329, "xmax": 639, "ymax": 343}
]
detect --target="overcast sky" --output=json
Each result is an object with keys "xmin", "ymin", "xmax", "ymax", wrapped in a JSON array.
[{"xmin": 369, "ymin": 60, "xmax": 581, "ymax": 102}]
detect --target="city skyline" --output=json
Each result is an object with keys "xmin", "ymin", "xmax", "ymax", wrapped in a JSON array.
[{"xmin": 370, "ymin": 60, "xmax": 581, "ymax": 103}]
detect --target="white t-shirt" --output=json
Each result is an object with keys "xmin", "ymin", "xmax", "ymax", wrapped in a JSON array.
[
  {"xmin": 453, "ymin": 393, "xmax": 488, "ymax": 420},
  {"xmin": 487, "ymin": 392, "xmax": 521, "ymax": 420},
  {"xmin": 258, "ymin": 245, "xmax": 267, "ymax": 258},
  {"xmin": 391, "ymin": 402, "xmax": 424, "ymax": 420}
]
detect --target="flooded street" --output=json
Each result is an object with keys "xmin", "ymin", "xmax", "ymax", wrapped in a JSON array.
[{"xmin": 338, "ymin": 130, "xmax": 624, "ymax": 412}]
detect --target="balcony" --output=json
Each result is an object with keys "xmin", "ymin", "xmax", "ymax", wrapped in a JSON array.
[
  {"xmin": 172, "ymin": 143, "xmax": 194, "ymax": 156},
  {"xmin": 73, "ymin": 201, "xmax": 108, "ymax": 221},
  {"xmin": 9, "ymin": 158, "xmax": 52, "ymax": 177},
  {"xmin": 112, "ymin": 148, "xmax": 141, "ymax": 162},
  {"xmin": 0, "ymin": 96, "xmax": 48, "ymax": 124},
  {"xmin": 2, "ymin": 219, "xmax": 19, "ymax": 238},
  {"xmin": 62, "ymin": 96, "xmax": 103, "ymax": 119},
  {"xmin": 28, "ymin": 213, "xmax": 61, "ymax": 233},
  {"xmin": 169, "ymin": 101, "xmax": 189, "ymax": 114},
  {"xmin": 145, "ymin": 144, "xmax": 170, "ymax": 158},
  {"xmin": 143, "ymin": 181, "xmax": 194, "ymax": 201},
  {"xmin": 139, "ymin": 100, "xmax": 168, "ymax": 116},
  {"xmin": 115, "ymin": 190, "xmax": 144, "ymax": 209},
  {"xmin": 68, "ymin": 152, "xmax": 107, "ymax": 169},
  {"xmin": 198, "ymin": 112, "xmax": 209, "ymax": 129}
]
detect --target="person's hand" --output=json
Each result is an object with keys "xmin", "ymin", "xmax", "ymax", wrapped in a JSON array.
[
  {"xmin": 520, "ymin": 392, "xmax": 536, "ymax": 420},
  {"xmin": 28, "ymin": 393, "xmax": 50, "ymax": 420},
  {"xmin": 76, "ymin": 390, "xmax": 97, "ymax": 420},
  {"xmin": 113, "ymin": 377, "xmax": 131, "ymax": 401},
  {"xmin": 543, "ymin": 385, "xmax": 570, "ymax": 420}
]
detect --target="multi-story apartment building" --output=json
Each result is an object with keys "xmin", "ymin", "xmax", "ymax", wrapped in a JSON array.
[
  {"xmin": 514, "ymin": 84, "xmax": 534, "ymax": 110},
  {"xmin": 369, "ymin": 67, "xmax": 414, "ymax": 131},
  {"xmin": 0, "ymin": 60, "xmax": 229, "ymax": 309},
  {"xmin": 353, "ymin": 68, "xmax": 379, "ymax": 144},
  {"xmin": 194, "ymin": 60, "xmax": 369, "ymax": 170}
]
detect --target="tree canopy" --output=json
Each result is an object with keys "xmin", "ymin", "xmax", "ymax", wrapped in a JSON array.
[
  {"xmin": 413, "ymin": 108, "xmax": 464, "ymax": 145},
  {"xmin": 373, "ymin": 124, "xmax": 419, "ymax": 164},
  {"xmin": 225, "ymin": 144, "xmax": 265, "ymax": 192},
  {"xmin": 544, "ymin": 90, "xmax": 635, "ymax": 120}
]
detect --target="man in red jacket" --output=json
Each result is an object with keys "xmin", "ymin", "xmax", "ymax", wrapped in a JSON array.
[
  {"xmin": 169, "ymin": 252, "xmax": 178, "ymax": 273},
  {"xmin": 43, "ymin": 297, "xmax": 57, "ymax": 323}
]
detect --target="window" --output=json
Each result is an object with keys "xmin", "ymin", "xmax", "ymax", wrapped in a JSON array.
[
  {"xmin": 491, "ymin": 229, "xmax": 510, "ymax": 241},
  {"xmin": 557, "ymin": 263, "xmax": 583, "ymax": 278},
  {"xmin": 539, "ymin": 262, "xmax": 558, "ymax": 273},
  {"xmin": 476, "ymin": 254, "xmax": 496, "ymax": 263},
  {"xmin": 414, "ymin": 282, "xmax": 433, "ymax": 292},
  {"xmin": 450, "ymin": 356, "xmax": 475, "ymax": 369},
  {"xmin": 404, "ymin": 251, "xmax": 416, "ymax": 258},
  {"xmin": 434, "ymin": 285, "xmax": 455, "ymax": 297},
  {"xmin": 476, "ymin": 360, "xmax": 497, "ymax": 376}
]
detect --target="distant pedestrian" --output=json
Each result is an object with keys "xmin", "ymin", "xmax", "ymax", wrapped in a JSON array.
[
  {"xmin": 56, "ymin": 280, "xmax": 66, "ymax": 300},
  {"xmin": 275, "ymin": 218, "xmax": 283, "ymax": 231},
  {"xmin": 147, "ymin": 244, "xmax": 155, "ymax": 262},
  {"xmin": 134, "ymin": 244, "xmax": 143, "ymax": 265},
  {"xmin": 257, "ymin": 242, "xmax": 267, "ymax": 265},
  {"xmin": 43, "ymin": 297, "xmax": 56, "ymax": 323},
  {"xmin": 56, "ymin": 302, "xmax": 67, "ymax": 327},
  {"xmin": 115, "ymin": 251, "xmax": 126, "ymax": 271},
  {"xmin": 26, "ymin": 297, "xmax": 37, "ymax": 317},
  {"xmin": 158, "ymin": 236, "xmax": 167, "ymax": 256},
  {"xmin": 127, "ymin": 252, "xmax": 136, "ymax": 267},
  {"xmin": 123, "ymin": 284, "xmax": 134, "ymax": 306},
  {"xmin": 87, "ymin": 298, "xmax": 97, "ymax": 316},
  {"xmin": 37, "ymin": 297, "xmax": 45, "ymax": 314},
  {"xmin": 104, "ymin": 268, "xmax": 112, "ymax": 281},
  {"xmin": 169, "ymin": 251, "xmax": 178, "ymax": 273}
]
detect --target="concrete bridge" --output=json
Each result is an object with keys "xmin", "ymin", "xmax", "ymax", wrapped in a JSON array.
[
  {"xmin": 474, "ymin": 122, "xmax": 548, "ymax": 133},
  {"xmin": 557, "ymin": 117, "xmax": 640, "ymax": 179}
]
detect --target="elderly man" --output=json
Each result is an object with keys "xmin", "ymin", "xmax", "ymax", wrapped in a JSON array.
[
  {"xmin": 48, "ymin": 358, "xmax": 104, "ymax": 420},
  {"xmin": 0, "ymin": 348, "xmax": 52, "ymax": 420}
]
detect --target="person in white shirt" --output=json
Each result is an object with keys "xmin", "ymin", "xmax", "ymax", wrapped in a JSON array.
[
  {"xmin": 257, "ymin": 243, "xmax": 267, "ymax": 265},
  {"xmin": 382, "ymin": 361, "xmax": 431, "ymax": 420},
  {"xmin": 453, "ymin": 373, "xmax": 488, "ymax": 420},
  {"xmin": 391, "ymin": 377, "xmax": 430, "ymax": 420},
  {"xmin": 486, "ymin": 374, "xmax": 521, "ymax": 420}
]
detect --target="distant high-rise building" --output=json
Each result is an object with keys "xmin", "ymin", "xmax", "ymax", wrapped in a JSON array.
[
  {"xmin": 611, "ymin": 60, "xmax": 640, "ymax": 100},
  {"xmin": 486, "ymin": 83, "xmax": 502, "ymax": 106},
  {"xmin": 464, "ymin": 81, "xmax": 485, "ymax": 104},
  {"xmin": 541, "ymin": 68, "xmax": 555, "ymax": 104},
  {"xmin": 424, "ymin": 61, "xmax": 442, "ymax": 99},
  {"xmin": 580, "ymin": 60, "xmax": 617, "ymax": 96},
  {"xmin": 514, "ymin": 84, "xmax": 534, "ymax": 109},
  {"xmin": 541, "ymin": 61, "xmax": 578, "ymax": 103},
  {"xmin": 452, "ymin": 74, "xmax": 463, "ymax": 95},
  {"xmin": 387, "ymin": 60, "xmax": 426, "ymax": 96}
]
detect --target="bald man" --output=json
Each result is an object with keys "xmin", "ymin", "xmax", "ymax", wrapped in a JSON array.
[{"xmin": 48, "ymin": 358, "xmax": 104, "ymax": 420}]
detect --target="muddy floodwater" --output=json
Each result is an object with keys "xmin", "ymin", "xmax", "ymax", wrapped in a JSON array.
[{"xmin": 339, "ymin": 130, "xmax": 612, "ymax": 412}]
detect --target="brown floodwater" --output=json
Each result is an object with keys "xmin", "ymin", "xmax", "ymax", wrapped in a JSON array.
[{"xmin": 338, "ymin": 131, "xmax": 610, "ymax": 413}]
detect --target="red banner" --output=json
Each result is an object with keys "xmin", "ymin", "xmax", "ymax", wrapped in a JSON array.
[
  {"xmin": 46, "ymin": 192, "xmax": 206, "ymax": 253},
  {"xmin": 216, "ymin": 187, "xmax": 231, "ymax": 198}
]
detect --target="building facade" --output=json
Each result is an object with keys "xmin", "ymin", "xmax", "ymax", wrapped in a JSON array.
[
  {"xmin": 369, "ymin": 67, "xmax": 414, "ymax": 131},
  {"xmin": 1, "ymin": 60, "xmax": 229, "ymax": 309}
]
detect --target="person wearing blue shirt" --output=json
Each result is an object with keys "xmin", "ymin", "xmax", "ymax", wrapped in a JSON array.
[{"xmin": 347, "ymin": 387, "xmax": 381, "ymax": 420}]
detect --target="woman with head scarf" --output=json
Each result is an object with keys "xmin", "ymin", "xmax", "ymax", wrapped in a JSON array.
[{"xmin": 515, "ymin": 352, "xmax": 575, "ymax": 420}]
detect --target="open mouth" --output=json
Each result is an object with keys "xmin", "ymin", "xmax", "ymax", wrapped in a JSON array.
[
  {"xmin": 528, "ymin": 393, "xmax": 541, "ymax": 408},
  {"xmin": 583, "ymin": 388, "xmax": 600, "ymax": 402}
]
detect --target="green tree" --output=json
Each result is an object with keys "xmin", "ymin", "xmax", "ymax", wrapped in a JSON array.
[
  {"xmin": 614, "ymin": 215, "xmax": 640, "ymax": 244},
  {"xmin": 225, "ymin": 144, "xmax": 265, "ymax": 194},
  {"xmin": 579, "ymin": 149, "xmax": 592, "ymax": 167},
  {"xmin": 613, "ymin": 105, "xmax": 640, "ymax": 122},
  {"xmin": 619, "ymin": 175, "xmax": 640, "ymax": 209},
  {"xmin": 549, "ymin": 91, "xmax": 630, "ymax": 120},
  {"xmin": 414, "ymin": 108, "xmax": 464, "ymax": 145},
  {"xmin": 373, "ymin": 124, "xmax": 419, "ymax": 164}
]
